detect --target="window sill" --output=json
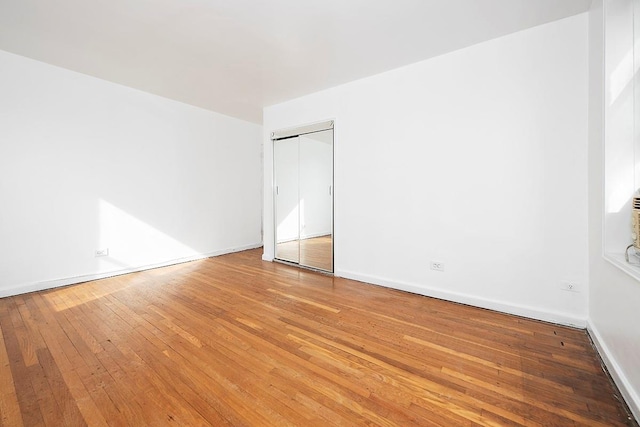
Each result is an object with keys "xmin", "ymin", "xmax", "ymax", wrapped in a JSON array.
[{"xmin": 604, "ymin": 252, "xmax": 640, "ymax": 282}]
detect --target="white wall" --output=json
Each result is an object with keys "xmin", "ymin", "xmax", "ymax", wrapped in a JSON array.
[
  {"xmin": 299, "ymin": 133, "xmax": 332, "ymax": 239},
  {"xmin": 274, "ymin": 132, "xmax": 333, "ymax": 244},
  {"xmin": 588, "ymin": 0, "xmax": 640, "ymax": 419},
  {"xmin": 264, "ymin": 13, "xmax": 590, "ymax": 326},
  {"xmin": 275, "ymin": 138, "xmax": 300, "ymax": 242},
  {"xmin": 603, "ymin": 0, "xmax": 636, "ymax": 255},
  {"xmin": 0, "ymin": 49, "xmax": 263, "ymax": 296}
]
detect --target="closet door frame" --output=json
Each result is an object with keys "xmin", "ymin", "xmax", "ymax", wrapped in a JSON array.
[{"xmin": 271, "ymin": 120, "xmax": 334, "ymax": 273}]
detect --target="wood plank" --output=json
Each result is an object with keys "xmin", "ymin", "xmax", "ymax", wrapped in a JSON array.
[
  {"xmin": 0, "ymin": 318, "xmax": 24, "ymax": 427},
  {"xmin": 0, "ymin": 299, "xmax": 46, "ymax": 427},
  {"xmin": 0, "ymin": 248, "xmax": 635, "ymax": 426},
  {"xmin": 28, "ymin": 293, "xmax": 116, "ymax": 426}
]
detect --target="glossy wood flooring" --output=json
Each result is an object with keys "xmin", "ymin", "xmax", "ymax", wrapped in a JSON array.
[
  {"xmin": 276, "ymin": 235, "xmax": 333, "ymax": 271},
  {"xmin": 0, "ymin": 249, "xmax": 635, "ymax": 426}
]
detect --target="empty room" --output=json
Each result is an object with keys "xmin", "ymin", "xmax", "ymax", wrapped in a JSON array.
[{"xmin": 1, "ymin": 0, "xmax": 639, "ymax": 425}]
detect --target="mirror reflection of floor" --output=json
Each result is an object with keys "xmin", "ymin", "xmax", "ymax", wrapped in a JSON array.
[{"xmin": 276, "ymin": 235, "xmax": 333, "ymax": 272}]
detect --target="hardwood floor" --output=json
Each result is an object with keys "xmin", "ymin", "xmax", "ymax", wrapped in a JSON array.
[
  {"xmin": 276, "ymin": 235, "xmax": 333, "ymax": 271},
  {"xmin": 0, "ymin": 248, "xmax": 635, "ymax": 426}
]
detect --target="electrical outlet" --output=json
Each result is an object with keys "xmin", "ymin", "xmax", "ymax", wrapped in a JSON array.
[
  {"xmin": 430, "ymin": 261, "xmax": 444, "ymax": 272},
  {"xmin": 95, "ymin": 248, "xmax": 109, "ymax": 257},
  {"xmin": 560, "ymin": 280, "xmax": 579, "ymax": 292}
]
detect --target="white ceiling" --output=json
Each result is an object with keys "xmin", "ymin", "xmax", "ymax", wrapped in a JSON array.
[{"xmin": 0, "ymin": 0, "xmax": 591, "ymax": 124}]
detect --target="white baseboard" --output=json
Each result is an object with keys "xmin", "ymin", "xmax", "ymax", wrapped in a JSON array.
[
  {"xmin": 262, "ymin": 254, "xmax": 274, "ymax": 261},
  {"xmin": 587, "ymin": 321, "xmax": 640, "ymax": 423},
  {"xmin": 300, "ymin": 232, "xmax": 332, "ymax": 240},
  {"xmin": 334, "ymin": 269, "xmax": 587, "ymax": 328},
  {"xmin": 0, "ymin": 243, "xmax": 263, "ymax": 298}
]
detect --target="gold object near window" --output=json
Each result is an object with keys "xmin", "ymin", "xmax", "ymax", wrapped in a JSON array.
[{"xmin": 272, "ymin": 121, "xmax": 333, "ymax": 272}]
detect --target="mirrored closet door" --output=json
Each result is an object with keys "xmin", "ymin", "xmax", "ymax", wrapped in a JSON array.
[{"xmin": 273, "ymin": 121, "xmax": 333, "ymax": 272}]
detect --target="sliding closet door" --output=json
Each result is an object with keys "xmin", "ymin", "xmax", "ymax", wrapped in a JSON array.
[
  {"xmin": 273, "ymin": 120, "xmax": 334, "ymax": 272},
  {"xmin": 299, "ymin": 130, "xmax": 333, "ymax": 271},
  {"xmin": 274, "ymin": 137, "xmax": 300, "ymax": 264}
]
